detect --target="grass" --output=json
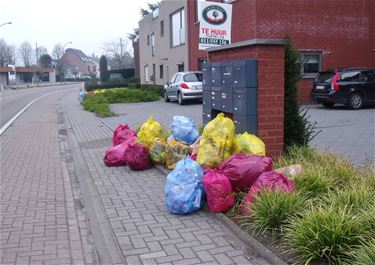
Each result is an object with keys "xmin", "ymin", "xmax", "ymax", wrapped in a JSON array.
[
  {"xmin": 229, "ymin": 145, "xmax": 375, "ymax": 265},
  {"xmin": 345, "ymin": 239, "xmax": 375, "ymax": 265},
  {"xmin": 240, "ymin": 190, "xmax": 305, "ymax": 236},
  {"xmin": 82, "ymin": 88, "xmax": 160, "ymax": 117}
]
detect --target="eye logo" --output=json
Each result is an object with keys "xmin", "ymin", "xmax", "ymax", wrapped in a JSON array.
[{"xmin": 202, "ymin": 5, "xmax": 227, "ymax": 25}]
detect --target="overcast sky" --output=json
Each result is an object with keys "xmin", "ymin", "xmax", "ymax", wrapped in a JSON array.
[{"xmin": 0, "ymin": 0, "xmax": 152, "ymax": 57}]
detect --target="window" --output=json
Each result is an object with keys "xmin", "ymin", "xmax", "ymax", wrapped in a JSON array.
[
  {"xmin": 301, "ymin": 52, "xmax": 322, "ymax": 76},
  {"xmin": 87, "ymin": 65, "xmax": 90, "ymax": 72},
  {"xmin": 170, "ymin": 73, "xmax": 177, "ymax": 83},
  {"xmin": 93, "ymin": 66, "xmax": 96, "ymax": 72},
  {"xmin": 340, "ymin": 71, "xmax": 361, "ymax": 82},
  {"xmin": 183, "ymin": 73, "xmax": 202, "ymax": 82},
  {"xmin": 178, "ymin": 63, "xmax": 184, "ymax": 72},
  {"xmin": 152, "ymin": 8, "xmax": 159, "ymax": 19},
  {"xmin": 196, "ymin": 0, "xmax": 206, "ymax": 22},
  {"xmin": 159, "ymin": 64, "xmax": 164, "ymax": 79},
  {"xmin": 160, "ymin": 20, "xmax": 164, "ymax": 37},
  {"xmin": 144, "ymin": 65, "xmax": 149, "ymax": 82},
  {"xmin": 198, "ymin": 58, "xmax": 207, "ymax": 71},
  {"xmin": 171, "ymin": 9, "xmax": 185, "ymax": 47},
  {"xmin": 147, "ymin": 35, "xmax": 150, "ymax": 46},
  {"xmin": 150, "ymin": 33, "xmax": 155, "ymax": 56}
]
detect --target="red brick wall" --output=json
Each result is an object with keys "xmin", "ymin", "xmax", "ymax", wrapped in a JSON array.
[
  {"xmin": 208, "ymin": 44, "xmax": 285, "ymax": 157},
  {"xmin": 230, "ymin": 0, "xmax": 375, "ymax": 102}
]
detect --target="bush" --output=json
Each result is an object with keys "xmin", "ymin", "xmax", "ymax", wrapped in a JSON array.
[
  {"xmin": 84, "ymin": 82, "xmax": 129, "ymax": 91},
  {"xmin": 285, "ymin": 207, "xmax": 364, "ymax": 264},
  {"xmin": 240, "ymin": 190, "xmax": 305, "ymax": 236},
  {"xmin": 82, "ymin": 94, "xmax": 114, "ymax": 117},
  {"xmin": 283, "ymin": 36, "xmax": 319, "ymax": 151}
]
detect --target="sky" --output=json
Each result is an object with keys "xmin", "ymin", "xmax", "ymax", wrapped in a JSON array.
[{"xmin": 0, "ymin": 0, "xmax": 152, "ymax": 57}]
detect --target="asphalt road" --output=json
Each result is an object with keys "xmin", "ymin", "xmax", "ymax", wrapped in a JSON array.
[
  {"xmin": 109, "ymin": 100, "xmax": 374, "ymax": 166},
  {"xmin": 0, "ymin": 83, "xmax": 82, "ymax": 128}
]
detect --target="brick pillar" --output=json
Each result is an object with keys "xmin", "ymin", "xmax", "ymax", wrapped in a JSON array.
[{"xmin": 207, "ymin": 39, "xmax": 287, "ymax": 157}]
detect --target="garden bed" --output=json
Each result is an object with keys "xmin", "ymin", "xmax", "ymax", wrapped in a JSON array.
[{"xmin": 225, "ymin": 146, "xmax": 375, "ymax": 265}]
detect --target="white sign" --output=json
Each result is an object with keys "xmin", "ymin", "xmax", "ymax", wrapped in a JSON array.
[{"xmin": 198, "ymin": 1, "xmax": 232, "ymax": 50}]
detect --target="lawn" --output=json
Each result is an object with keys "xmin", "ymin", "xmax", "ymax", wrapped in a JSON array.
[{"xmin": 82, "ymin": 88, "xmax": 160, "ymax": 117}]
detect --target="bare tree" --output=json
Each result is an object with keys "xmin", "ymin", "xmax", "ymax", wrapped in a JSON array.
[
  {"xmin": 53, "ymin": 43, "xmax": 65, "ymax": 81},
  {"xmin": 18, "ymin": 41, "xmax": 33, "ymax": 67},
  {"xmin": 102, "ymin": 38, "xmax": 132, "ymax": 69},
  {"xmin": 0, "ymin": 39, "xmax": 16, "ymax": 66}
]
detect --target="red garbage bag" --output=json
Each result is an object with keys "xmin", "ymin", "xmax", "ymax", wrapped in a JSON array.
[
  {"xmin": 203, "ymin": 169, "xmax": 235, "ymax": 213},
  {"xmin": 113, "ymin": 124, "xmax": 137, "ymax": 146},
  {"xmin": 219, "ymin": 153, "xmax": 272, "ymax": 192},
  {"xmin": 240, "ymin": 171, "xmax": 295, "ymax": 216},
  {"xmin": 124, "ymin": 143, "xmax": 152, "ymax": 171},
  {"xmin": 104, "ymin": 137, "xmax": 137, "ymax": 166}
]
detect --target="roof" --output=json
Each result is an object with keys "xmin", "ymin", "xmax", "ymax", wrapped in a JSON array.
[{"xmin": 65, "ymin": 48, "xmax": 97, "ymax": 64}]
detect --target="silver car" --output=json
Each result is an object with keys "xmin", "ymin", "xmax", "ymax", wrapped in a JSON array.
[{"xmin": 163, "ymin": 71, "xmax": 203, "ymax": 105}]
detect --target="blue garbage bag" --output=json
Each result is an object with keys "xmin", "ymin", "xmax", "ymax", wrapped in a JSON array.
[
  {"xmin": 79, "ymin": 89, "xmax": 86, "ymax": 103},
  {"xmin": 171, "ymin": 116, "xmax": 199, "ymax": 145},
  {"xmin": 165, "ymin": 156, "xmax": 204, "ymax": 214}
]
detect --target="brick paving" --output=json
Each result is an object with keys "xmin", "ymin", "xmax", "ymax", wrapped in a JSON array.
[
  {"xmin": 61, "ymin": 90, "xmax": 270, "ymax": 265},
  {"xmin": 0, "ymin": 88, "xmax": 97, "ymax": 265}
]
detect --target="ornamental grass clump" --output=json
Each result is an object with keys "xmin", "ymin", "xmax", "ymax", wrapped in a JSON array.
[
  {"xmin": 240, "ymin": 190, "xmax": 305, "ymax": 236},
  {"xmin": 293, "ymin": 171, "xmax": 333, "ymax": 200},
  {"xmin": 345, "ymin": 239, "xmax": 375, "ymax": 265},
  {"xmin": 285, "ymin": 206, "xmax": 364, "ymax": 265}
]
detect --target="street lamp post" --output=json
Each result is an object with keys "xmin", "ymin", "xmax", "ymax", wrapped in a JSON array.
[
  {"xmin": 61, "ymin": 41, "xmax": 72, "ymax": 83},
  {"xmin": 0, "ymin": 22, "xmax": 12, "ymax": 28}
]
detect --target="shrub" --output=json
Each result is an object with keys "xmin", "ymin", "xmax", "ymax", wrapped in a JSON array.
[
  {"xmin": 240, "ymin": 190, "xmax": 305, "ymax": 236},
  {"xmin": 358, "ymin": 205, "xmax": 375, "ymax": 239},
  {"xmin": 285, "ymin": 207, "xmax": 364, "ymax": 264},
  {"xmin": 99, "ymin": 55, "xmax": 108, "ymax": 82},
  {"xmin": 283, "ymin": 36, "xmax": 319, "ymax": 151},
  {"xmin": 82, "ymin": 94, "xmax": 114, "ymax": 117}
]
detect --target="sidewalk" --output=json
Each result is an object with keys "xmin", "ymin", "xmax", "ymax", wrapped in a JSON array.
[
  {"xmin": 3, "ymin": 82, "xmax": 81, "ymax": 90},
  {"xmin": 0, "ymin": 89, "xmax": 96, "ymax": 264},
  {"xmin": 61, "ymin": 90, "xmax": 271, "ymax": 264}
]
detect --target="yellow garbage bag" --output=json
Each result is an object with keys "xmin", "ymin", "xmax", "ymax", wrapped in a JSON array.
[
  {"xmin": 137, "ymin": 116, "xmax": 163, "ymax": 148},
  {"xmin": 233, "ymin": 132, "xmax": 266, "ymax": 156},
  {"xmin": 149, "ymin": 138, "xmax": 167, "ymax": 165},
  {"xmin": 197, "ymin": 113, "xmax": 235, "ymax": 168},
  {"xmin": 165, "ymin": 141, "xmax": 191, "ymax": 170}
]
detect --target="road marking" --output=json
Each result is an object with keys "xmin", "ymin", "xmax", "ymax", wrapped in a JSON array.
[{"xmin": 0, "ymin": 91, "xmax": 58, "ymax": 136}]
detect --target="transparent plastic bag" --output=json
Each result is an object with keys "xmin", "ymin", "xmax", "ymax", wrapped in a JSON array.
[
  {"xmin": 149, "ymin": 138, "xmax": 167, "ymax": 165},
  {"xmin": 137, "ymin": 116, "xmax": 163, "ymax": 148},
  {"xmin": 171, "ymin": 116, "xmax": 199, "ymax": 145},
  {"xmin": 234, "ymin": 132, "xmax": 266, "ymax": 156},
  {"xmin": 197, "ymin": 113, "xmax": 235, "ymax": 168}
]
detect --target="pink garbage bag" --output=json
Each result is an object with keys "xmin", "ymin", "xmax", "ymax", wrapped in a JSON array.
[
  {"xmin": 240, "ymin": 171, "xmax": 295, "ymax": 216},
  {"xmin": 124, "ymin": 143, "xmax": 152, "ymax": 171},
  {"xmin": 219, "ymin": 153, "xmax": 272, "ymax": 192},
  {"xmin": 113, "ymin": 124, "xmax": 137, "ymax": 146},
  {"xmin": 203, "ymin": 169, "xmax": 235, "ymax": 213},
  {"xmin": 104, "ymin": 137, "xmax": 137, "ymax": 166}
]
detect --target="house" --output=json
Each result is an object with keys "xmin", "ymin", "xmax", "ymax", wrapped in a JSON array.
[
  {"xmin": 135, "ymin": 0, "xmax": 375, "ymax": 102},
  {"xmin": 62, "ymin": 48, "xmax": 99, "ymax": 79},
  {"xmin": 0, "ymin": 66, "xmax": 55, "ymax": 86}
]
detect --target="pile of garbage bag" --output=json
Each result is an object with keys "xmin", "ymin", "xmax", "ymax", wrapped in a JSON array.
[{"xmin": 101, "ymin": 114, "xmax": 296, "ymax": 216}]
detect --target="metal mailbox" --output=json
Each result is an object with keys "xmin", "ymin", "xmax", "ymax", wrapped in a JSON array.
[
  {"xmin": 221, "ymin": 62, "xmax": 233, "ymax": 90},
  {"xmin": 221, "ymin": 92, "xmax": 233, "ymax": 112},
  {"xmin": 211, "ymin": 87, "xmax": 222, "ymax": 110},
  {"xmin": 211, "ymin": 62, "xmax": 221, "ymax": 86},
  {"xmin": 202, "ymin": 62, "xmax": 212, "ymax": 87},
  {"xmin": 233, "ymin": 60, "xmax": 258, "ymax": 88},
  {"xmin": 232, "ymin": 88, "xmax": 257, "ymax": 115}
]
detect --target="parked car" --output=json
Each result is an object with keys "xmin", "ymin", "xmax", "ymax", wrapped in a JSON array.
[
  {"xmin": 164, "ymin": 71, "xmax": 203, "ymax": 105},
  {"xmin": 311, "ymin": 67, "xmax": 375, "ymax": 109}
]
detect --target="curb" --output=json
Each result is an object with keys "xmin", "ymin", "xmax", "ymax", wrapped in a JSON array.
[
  {"xmin": 154, "ymin": 165, "xmax": 287, "ymax": 265},
  {"xmin": 6, "ymin": 82, "xmax": 81, "ymax": 90}
]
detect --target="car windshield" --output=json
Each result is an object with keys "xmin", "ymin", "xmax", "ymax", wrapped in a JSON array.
[
  {"xmin": 183, "ymin": 73, "xmax": 202, "ymax": 82},
  {"xmin": 315, "ymin": 72, "xmax": 336, "ymax": 82}
]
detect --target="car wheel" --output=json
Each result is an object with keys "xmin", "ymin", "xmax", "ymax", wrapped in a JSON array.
[
  {"xmin": 348, "ymin": 92, "xmax": 363, "ymax": 110},
  {"xmin": 164, "ymin": 90, "xmax": 170, "ymax": 102},
  {"xmin": 177, "ymin": 92, "xmax": 184, "ymax": 105},
  {"xmin": 322, "ymin": 102, "xmax": 335, "ymax": 108}
]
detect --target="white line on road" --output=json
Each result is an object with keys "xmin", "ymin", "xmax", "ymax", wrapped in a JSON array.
[{"xmin": 0, "ymin": 91, "xmax": 58, "ymax": 136}]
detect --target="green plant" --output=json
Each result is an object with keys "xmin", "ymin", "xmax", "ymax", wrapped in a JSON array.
[
  {"xmin": 285, "ymin": 206, "xmax": 364, "ymax": 265},
  {"xmin": 82, "ymin": 94, "xmax": 115, "ymax": 117},
  {"xmin": 240, "ymin": 190, "xmax": 305, "ymax": 236},
  {"xmin": 99, "ymin": 55, "xmax": 108, "ymax": 82},
  {"xmin": 283, "ymin": 36, "xmax": 319, "ymax": 150},
  {"xmin": 327, "ymin": 185, "xmax": 375, "ymax": 214},
  {"xmin": 226, "ymin": 192, "xmax": 246, "ymax": 218},
  {"xmin": 345, "ymin": 239, "xmax": 375, "ymax": 265},
  {"xmin": 293, "ymin": 171, "xmax": 332, "ymax": 199},
  {"xmin": 358, "ymin": 205, "xmax": 375, "ymax": 239}
]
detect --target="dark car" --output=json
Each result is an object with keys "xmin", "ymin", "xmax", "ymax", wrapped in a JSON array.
[{"xmin": 311, "ymin": 68, "xmax": 375, "ymax": 109}]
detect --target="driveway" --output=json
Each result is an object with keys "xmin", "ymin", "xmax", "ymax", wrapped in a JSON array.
[{"xmin": 108, "ymin": 100, "xmax": 374, "ymax": 166}]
